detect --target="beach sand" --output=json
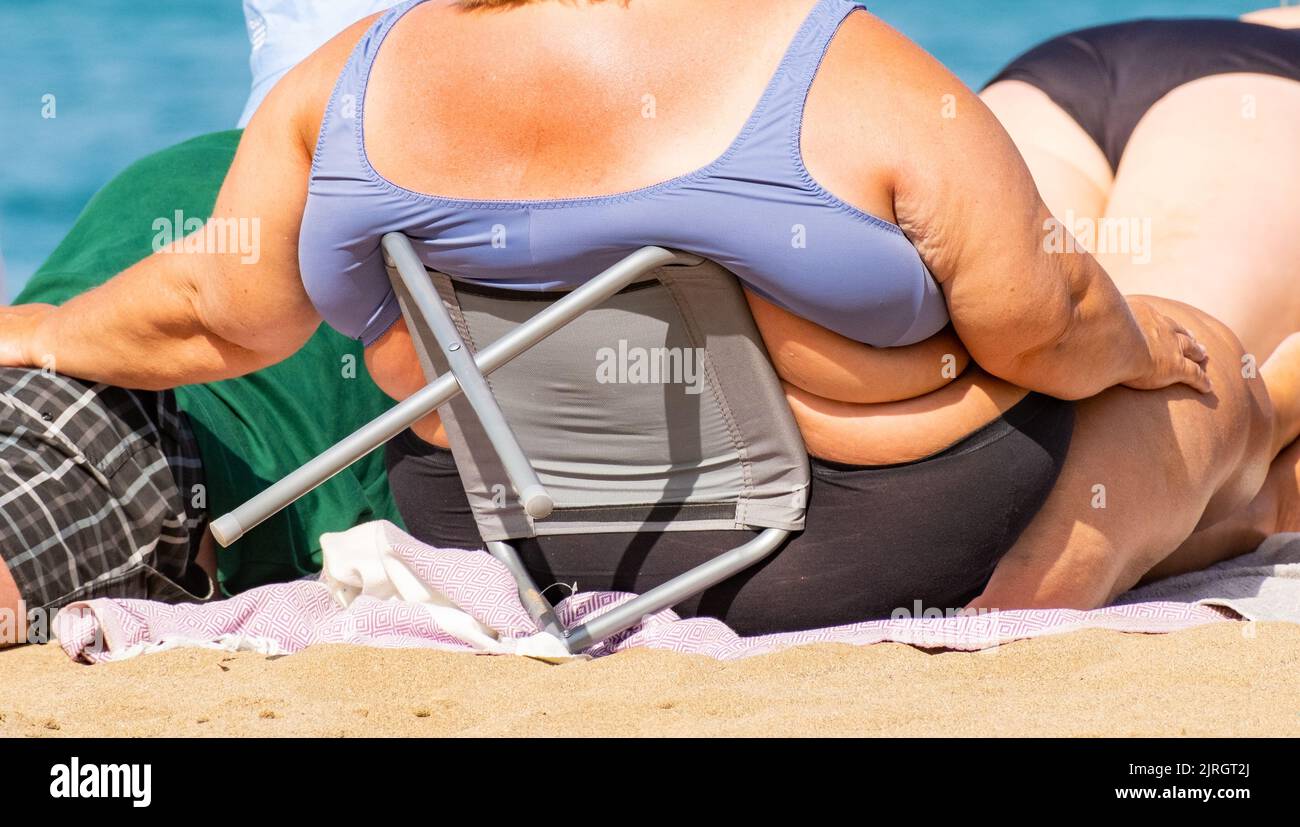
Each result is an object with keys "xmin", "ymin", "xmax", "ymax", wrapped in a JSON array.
[{"xmin": 2, "ymin": 622, "xmax": 1296, "ymax": 737}]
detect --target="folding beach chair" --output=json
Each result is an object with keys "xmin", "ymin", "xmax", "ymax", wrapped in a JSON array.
[{"xmin": 211, "ymin": 233, "xmax": 810, "ymax": 653}]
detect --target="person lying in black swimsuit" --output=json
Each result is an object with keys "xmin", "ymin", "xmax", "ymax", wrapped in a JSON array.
[
  {"xmin": 981, "ymin": 12, "xmax": 1300, "ymax": 359},
  {"xmin": 970, "ymin": 11, "xmax": 1300, "ymax": 608}
]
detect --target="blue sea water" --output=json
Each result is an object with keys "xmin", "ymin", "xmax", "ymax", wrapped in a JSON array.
[{"xmin": 0, "ymin": 0, "xmax": 1271, "ymax": 299}]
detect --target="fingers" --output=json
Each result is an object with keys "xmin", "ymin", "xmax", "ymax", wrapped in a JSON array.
[
  {"xmin": 1177, "ymin": 331, "xmax": 1208, "ymax": 364},
  {"xmin": 1173, "ymin": 329, "xmax": 1212, "ymax": 393},
  {"xmin": 1181, "ymin": 356, "xmax": 1214, "ymax": 394},
  {"xmin": 1122, "ymin": 308, "xmax": 1216, "ymax": 394},
  {"xmin": 1173, "ymin": 323, "xmax": 1212, "ymax": 393}
]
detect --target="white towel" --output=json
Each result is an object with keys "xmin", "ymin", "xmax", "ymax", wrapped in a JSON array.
[{"xmin": 319, "ymin": 522, "xmax": 576, "ymax": 660}]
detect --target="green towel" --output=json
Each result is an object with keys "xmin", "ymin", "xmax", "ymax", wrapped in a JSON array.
[{"xmin": 16, "ymin": 130, "xmax": 404, "ymax": 595}]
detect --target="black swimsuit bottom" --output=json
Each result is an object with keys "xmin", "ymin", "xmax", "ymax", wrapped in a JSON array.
[
  {"xmin": 986, "ymin": 18, "xmax": 1300, "ymax": 172},
  {"xmin": 386, "ymin": 392, "xmax": 1075, "ymax": 636}
]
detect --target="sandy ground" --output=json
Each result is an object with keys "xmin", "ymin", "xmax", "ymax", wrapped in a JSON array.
[{"xmin": 1, "ymin": 622, "xmax": 1297, "ymax": 737}]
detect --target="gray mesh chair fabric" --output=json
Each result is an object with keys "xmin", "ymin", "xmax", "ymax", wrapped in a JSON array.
[{"xmin": 390, "ymin": 258, "xmax": 810, "ymax": 543}]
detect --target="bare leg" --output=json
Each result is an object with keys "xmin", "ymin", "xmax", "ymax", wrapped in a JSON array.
[
  {"xmin": 968, "ymin": 301, "xmax": 1300, "ymax": 610},
  {"xmin": 973, "ymin": 20, "xmax": 1300, "ymax": 606},
  {"xmin": 1149, "ymin": 432, "xmax": 1300, "ymax": 582},
  {"xmin": 1241, "ymin": 6, "xmax": 1300, "ymax": 29}
]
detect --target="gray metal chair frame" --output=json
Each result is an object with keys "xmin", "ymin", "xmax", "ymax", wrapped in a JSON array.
[{"xmin": 212, "ymin": 233, "xmax": 792, "ymax": 654}]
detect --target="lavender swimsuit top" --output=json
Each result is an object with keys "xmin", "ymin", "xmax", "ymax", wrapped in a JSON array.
[{"xmin": 299, "ymin": 0, "xmax": 950, "ymax": 348}]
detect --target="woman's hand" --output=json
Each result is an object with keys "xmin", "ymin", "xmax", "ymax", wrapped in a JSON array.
[
  {"xmin": 1121, "ymin": 297, "xmax": 1213, "ymax": 394},
  {"xmin": 0, "ymin": 303, "xmax": 54, "ymax": 368}
]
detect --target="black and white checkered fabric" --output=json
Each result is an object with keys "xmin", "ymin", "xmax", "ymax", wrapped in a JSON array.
[{"xmin": 0, "ymin": 368, "xmax": 209, "ymax": 612}]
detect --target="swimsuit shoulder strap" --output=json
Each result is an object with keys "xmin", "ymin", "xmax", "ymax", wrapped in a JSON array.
[
  {"xmin": 719, "ymin": 0, "xmax": 869, "ymax": 169},
  {"xmin": 310, "ymin": 0, "xmax": 430, "ymax": 181}
]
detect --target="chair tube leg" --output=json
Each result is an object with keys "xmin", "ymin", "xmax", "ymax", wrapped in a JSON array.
[
  {"xmin": 384, "ymin": 233, "xmax": 553, "ymax": 520},
  {"xmin": 484, "ymin": 540, "xmax": 569, "ymax": 646},
  {"xmin": 562, "ymin": 528, "xmax": 789, "ymax": 653}
]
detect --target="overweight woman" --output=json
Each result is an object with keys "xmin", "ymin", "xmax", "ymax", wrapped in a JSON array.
[{"xmin": 3, "ymin": 0, "xmax": 1298, "ymax": 633}]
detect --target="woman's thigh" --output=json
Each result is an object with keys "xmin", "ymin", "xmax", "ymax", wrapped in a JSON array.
[
  {"xmin": 985, "ymin": 72, "xmax": 1300, "ymax": 359},
  {"xmin": 969, "ymin": 298, "xmax": 1278, "ymax": 610},
  {"xmin": 1097, "ymin": 74, "xmax": 1300, "ymax": 358}
]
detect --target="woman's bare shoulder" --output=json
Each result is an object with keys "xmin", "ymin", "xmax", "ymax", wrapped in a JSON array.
[
  {"xmin": 802, "ymin": 8, "xmax": 972, "ymax": 225},
  {"xmin": 808, "ymin": 8, "xmax": 977, "ymax": 152}
]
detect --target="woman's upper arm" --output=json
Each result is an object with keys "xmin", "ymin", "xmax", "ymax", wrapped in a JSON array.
[
  {"xmin": 187, "ymin": 70, "xmax": 322, "ymax": 362},
  {"xmin": 190, "ymin": 15, "xmax": 382, "ymax": 361},
  {"xmin": 827, "ymin": 14, "xmax": 1090, "ymax": 380}
]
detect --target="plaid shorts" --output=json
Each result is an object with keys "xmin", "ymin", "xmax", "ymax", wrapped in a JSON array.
[{"xmin": 0, "ymin": 368, "xmax": 210, "ymax": 614}]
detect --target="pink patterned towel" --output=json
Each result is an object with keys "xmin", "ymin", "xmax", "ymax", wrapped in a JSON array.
[{"xmin": 55, "ymin": 521, "xmax": 1230, "ymax": 664}]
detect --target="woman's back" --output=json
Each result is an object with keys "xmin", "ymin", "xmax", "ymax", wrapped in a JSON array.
[
  {"xmin": 367, "ymin": 0, "xmax": 820, "ymax": 202},
  {"xmin": 289, "ymin": 0, "xmax": 1028, "ymax": 462},
  {"xmin": 303, "ymin": 1, "xmax": 941, "ymax": 336}
]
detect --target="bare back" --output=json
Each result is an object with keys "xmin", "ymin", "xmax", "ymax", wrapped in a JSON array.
[{"xmin": 291, "ymin": 0, "xmax": 1025, "ymax": 462}]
